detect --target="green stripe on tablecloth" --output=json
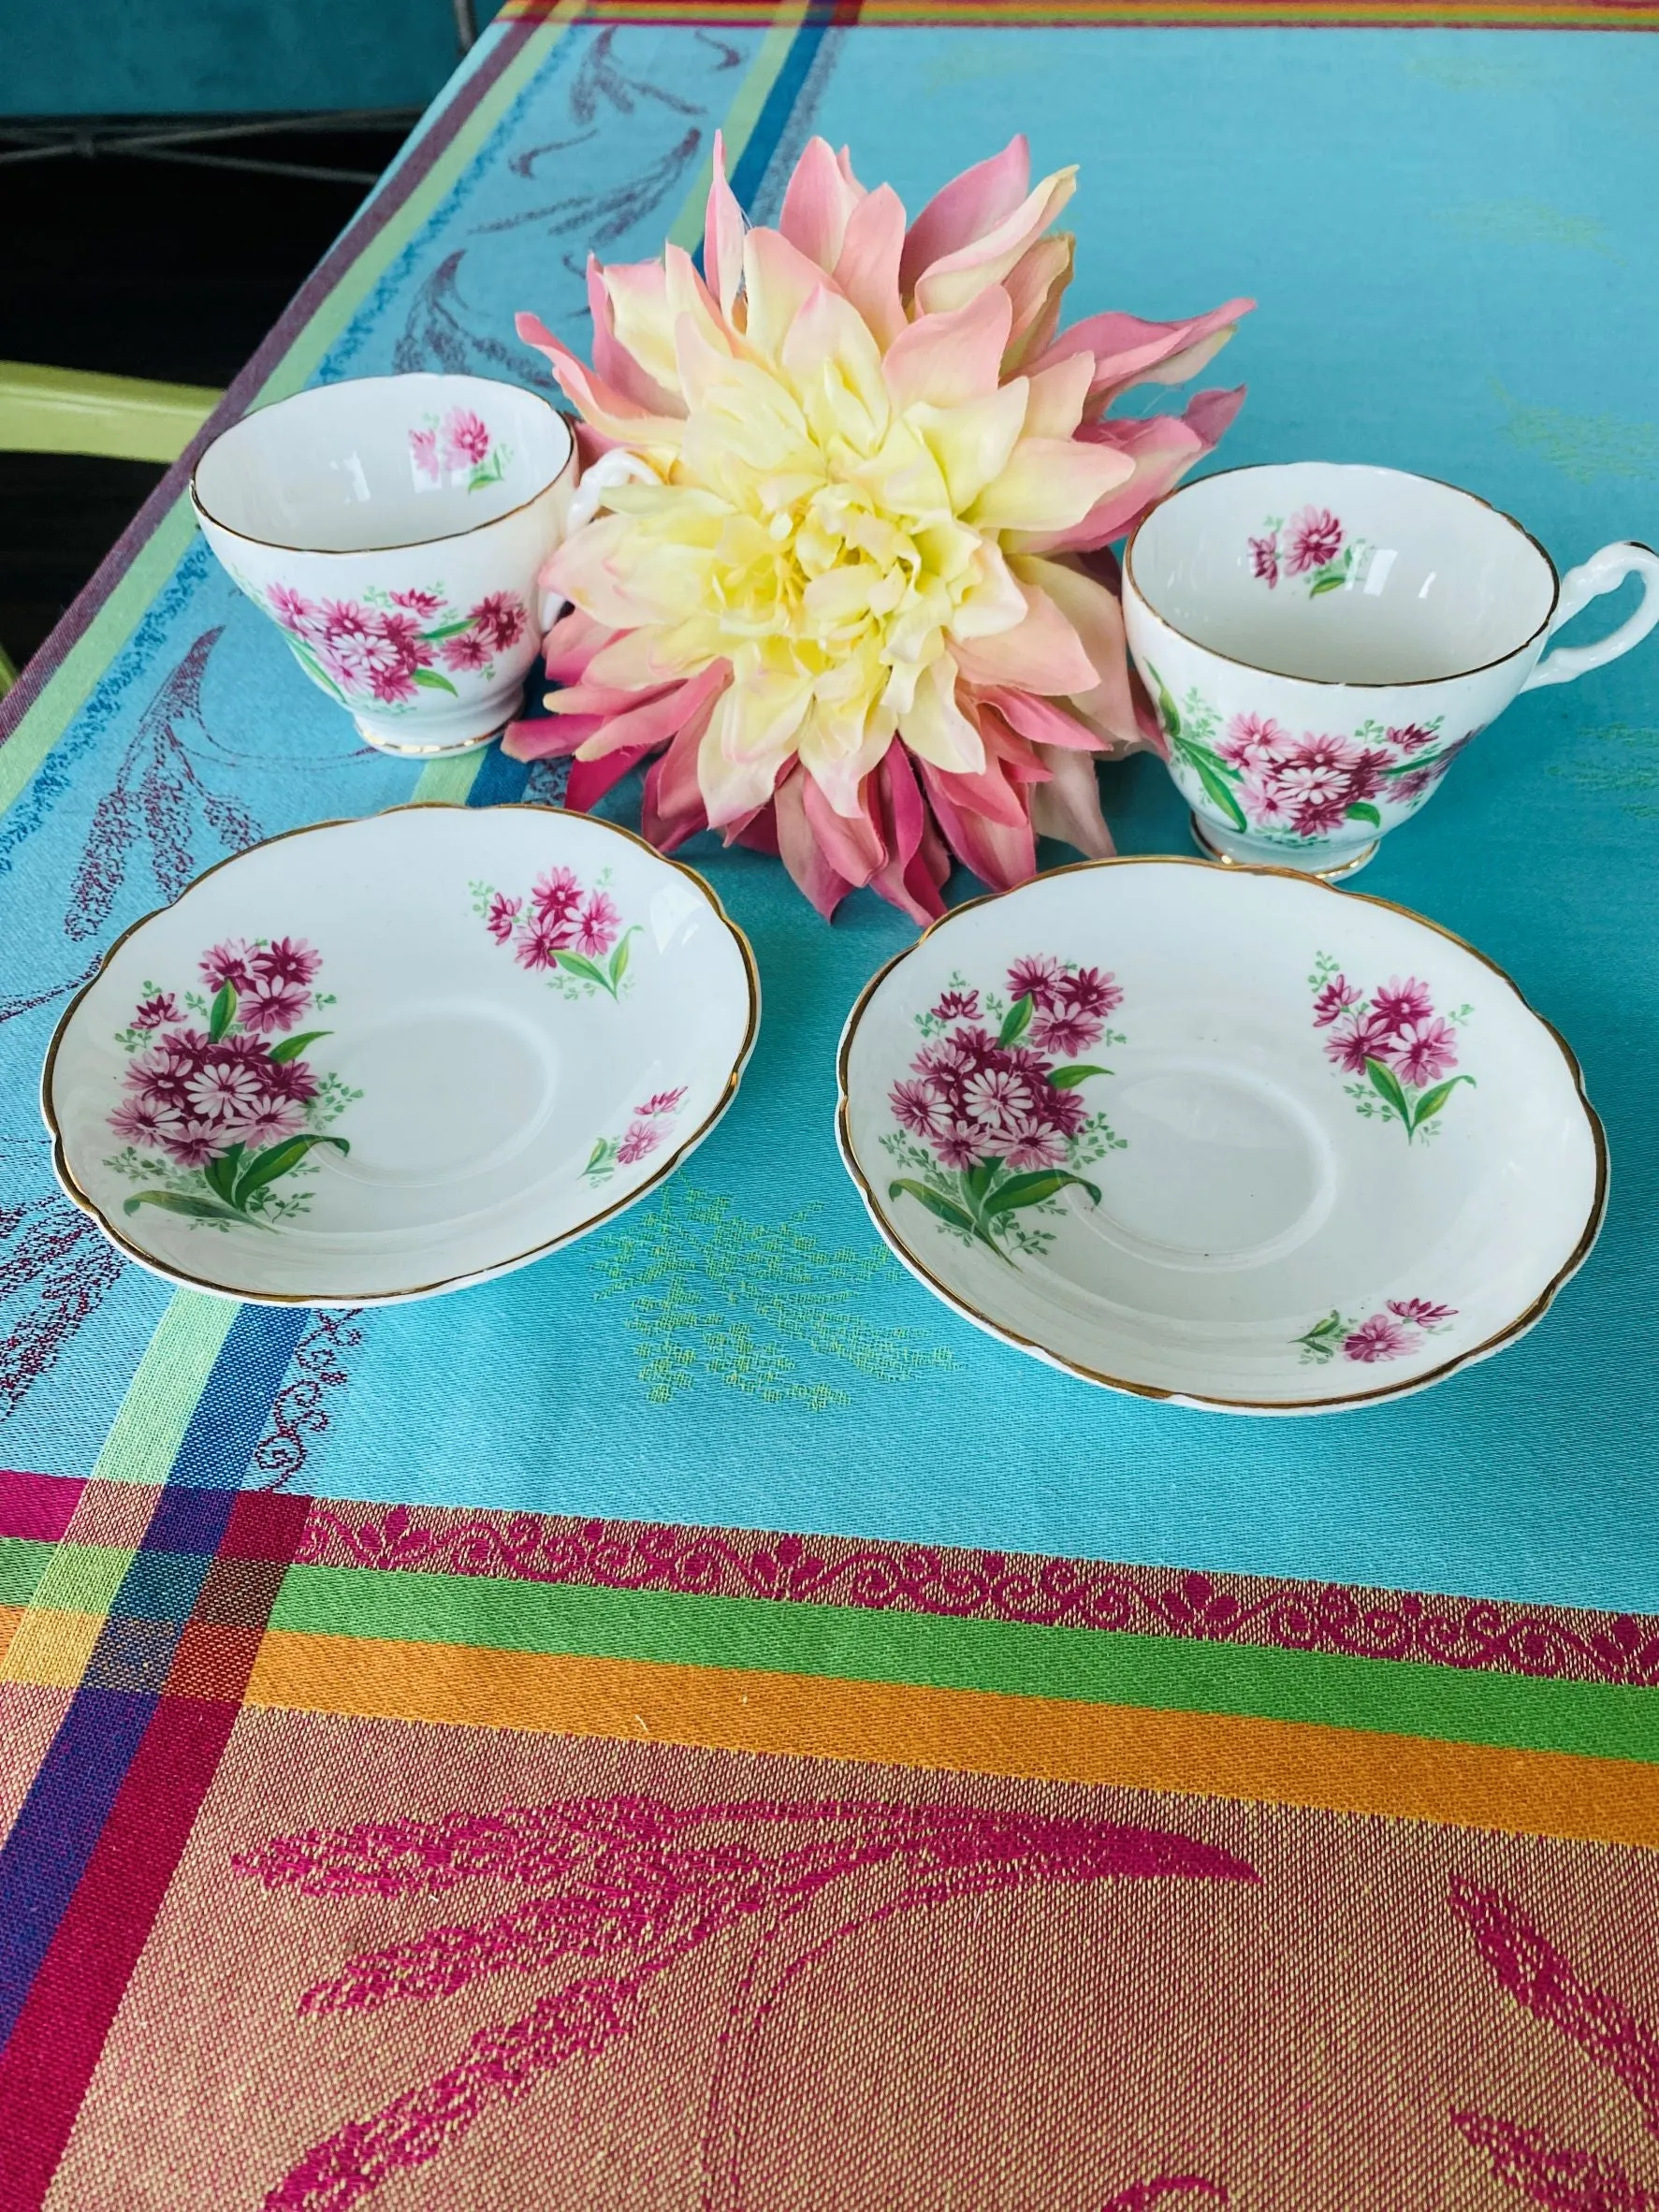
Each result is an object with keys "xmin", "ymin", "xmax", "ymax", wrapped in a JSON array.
[
  {"xmin": 0, "ymin": 1540, "xmax": 53, "ymax": 1608},
  {"xmin": 0, "ymin": 11, "xmax": 580, "ymax": 822},
  {"xmin": 15, "ymin": 1541, "xmax": 138, "ymax": 1621},
  {"xmin": 269, "ymin": 1564, "xmax": 1659, "ymax": 1767},
  {"xmin": 85, "ymin": 1290, "xmax": 239, "ymax": 1488}
]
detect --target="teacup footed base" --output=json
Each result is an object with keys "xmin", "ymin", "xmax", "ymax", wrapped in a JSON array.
[
  {"xmin": 1190, "ymin": 813, "xmax": 1379, "ymax": 884},
  {"xmin": 355, "ymin": 718, "xmax": 505, "ymax": 759}
]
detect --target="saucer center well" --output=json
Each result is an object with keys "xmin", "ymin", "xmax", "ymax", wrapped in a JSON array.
[
  {"xmin": 326, "ymin": 1000, "xmax": 558, "ymax": 1187},
  {"xmin": 1086, "ymin": 1060, "xmax": 1333, "ymax": 1267}
]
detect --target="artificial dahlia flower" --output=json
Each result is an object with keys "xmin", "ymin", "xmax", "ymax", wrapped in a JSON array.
[{"xmin": 510, "ymin": 133, "xmax": 1251, "ymax": 921}]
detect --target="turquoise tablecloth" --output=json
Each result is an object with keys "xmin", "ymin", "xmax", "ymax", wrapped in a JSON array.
[{"xmin": 2, "ymin": 7, "xmax": 1657, "ymax": 1612}]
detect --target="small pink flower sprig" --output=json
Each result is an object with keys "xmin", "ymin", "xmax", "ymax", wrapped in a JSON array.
[
  {"xmin": 585, "ymin": 1087, "xmax": 688, "ymax": 1184},
  {"xmin": 1249, "ymin": 504, "xmax": 1367, "ymax": 598},
  {"xmin": 509, "ymin": 132, "xmax": 1253, "ymax": 924},
  {"xmin": 1295, "ymin": 1296, "xmax": 1458, "ymax": 1366},
  {"xmin": 1310, "ymin": 953, "xmax": 1475, "ymax": 1142},
  {"xmin": 409, "ymin": 406, "xmax": 509, "ymax": 493},
  {"xmin": 472, "ymin": 865, "xmax": 638, "ymax": 1000}
]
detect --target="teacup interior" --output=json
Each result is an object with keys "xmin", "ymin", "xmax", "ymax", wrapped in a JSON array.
[
  {"xmin": 194, "ymin": 373, "xmax": 572, "ymax": 553},
  {"xmin": 1128, "ymin": 463, "xmax": 1556, "ymax": 683}
]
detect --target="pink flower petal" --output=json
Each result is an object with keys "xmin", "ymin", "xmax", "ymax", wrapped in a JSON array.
[
  {"xmin": 539, "ymin": 603, "xmax": 616, "ymax": 685},
  {"xmin": 919, "ymin": 758, "xmax": 1036, "ymax": 891},
  {"xmin": 980, "ymin": 682, "xmax": 1102, "ymax": 751},
  {"xmin": 1010, "ymin": 554, "xmax": 1140, "ymax": 748},
  {"xmin": 572, "ymin": 662, "xmax": 730, "ymax": 763},
  {"xmin": 882, "ymin": 285, "xmax": 1013, "ymax": 413},
  {"xmin": 774, "ymin": 764, "xmax": 857, "ymax": 921},
  {"xmin": 899, "ymin": 135, "xmax": 1031, "ymax": 297},
  {"xmin": 703, "ymin": 129, "xmax": 746, "ymax": 322},
  {"xmin": 966, "ymin": 432, "xmax": 1133, "ymax": 536},
  {"xmin": 831, "ymin": 183, "xmax": 907, "ymax": 352},
  {"xmin": 742, "ymin": 226, "xmax": 844, "ymax": 362},
  {"xmin": 869, "ymin": 745, "xmax": 950, "ymax": 924},
  {"xmin": 1028, "ymin": 298, "xmax": 1254, "ymax": 412},
  {"xmin": 502, "ymin": 712, "xmax": 602, "ymax": 764},
  {"xmin": 566, "ymin": 745, "xmax": 653, "ymax": 811},
  {"xmin": 515, "ymin": 312, "xmax": 685, "ymax": 447},
  {"xmin": 952, "ymin": 577, "xmax": 1098, "ymax": 695},
  {"xmin": 779, "ymin": 135, "xmax": 866, "ymax": 274},
  {"xmin": 585, "ymin": 255, "xmax": 679, "ymax": 417},
  {"xmin": 802, "ymin": 770, "xmax": 885, "ymax": 886},
  {"xmin": 1029, "ymin": 742, "xmax": 1115, "ymax": 857},
  {"xmin": 910, "ymin": 166, "xmax": 1077, "ymax": 318},
  {"xmin": 1023, "ymin": 389, "xmax": 1246, "ymax": 553}
]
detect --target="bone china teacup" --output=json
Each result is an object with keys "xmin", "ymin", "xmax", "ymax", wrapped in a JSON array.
[
  {"xmin": 192, "ymin": 372, "xmax": 575, "ymax": 757},
  {"xmin": 1122, "ymin": 461, "xmax": 1659, "ymax": 879}
]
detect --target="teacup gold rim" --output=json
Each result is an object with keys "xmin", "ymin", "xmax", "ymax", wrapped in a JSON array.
[
  {"xmin": 41, "ymin": 803, "xmax": 762, "ymax": 1307},
  {"xmin": 1123, "ymin": 460, "xmax": 1562, "ymax": 691},
  {"xmin": 189, "ymin": 374, "xmax": 578, "ymax": 559},
  {"xmin": 835, "ymin": 853, "xmax": 1608, "ymax": 1417}
]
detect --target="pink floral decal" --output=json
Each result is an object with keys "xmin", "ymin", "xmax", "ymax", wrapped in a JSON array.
[
  {"xmin": 586, "ymin": 1086, "xmax": 688, "ymax": 1184},
  {"xmin": 408, "ymin": 405, "xmax": 509, "ymax": 492},
  {"xmin": 472, "ymin": 865, "xmax": 637, "ymax": 1000},
  {"xmin": 263, "ymin": 583, "xmax": 527, "ymax": 712},
  {"xmin": 881, "ymin": 957, "xmax": 1126, "ymax": 1263},
  {"xmin": 1247, "ymin": 504, "xmax": 1361, "ymax": 597},
  {"xmin": 1140, "ymin": 665, "xmax": 1471, "ymax": 847},
  {"xmin": 1294, "ymin": 1296, "xmax": 1458, "ymax": 1367},
  {"xmin": 1310, "ymin": 953, "xmax": 1475, "ymax": 1142},
  {"xmin": 103, "ymin": 939, "xmax": 358, "ymax": 1230}
]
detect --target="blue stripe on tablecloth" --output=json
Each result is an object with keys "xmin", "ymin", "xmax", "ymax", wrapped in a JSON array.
[{"xmin": 0, "ymin": 1305, "xmax": 306, "ymax": 2052}]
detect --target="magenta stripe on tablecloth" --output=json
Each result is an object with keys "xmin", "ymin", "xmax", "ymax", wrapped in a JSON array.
[
  {"xmin": 0, "ymin": 1471, "xmax": 83, "ymax": 1545},
  {"xmin": 0, "ymin": 12, "xmax": 544, "ymax": 751},
  {"xmin": 293, "ymin": 1500, "xmax": 1659, "ymax": 1687}
]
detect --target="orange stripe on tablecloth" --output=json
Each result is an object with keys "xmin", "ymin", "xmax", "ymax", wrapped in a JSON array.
[
  {"xmin": 245, "ymin": 1630, "xmax": 1659, "ymax": 1848},
  {"xmin": 0, "ymin": 1606, "xmax": 20, "ymax": 1666}
]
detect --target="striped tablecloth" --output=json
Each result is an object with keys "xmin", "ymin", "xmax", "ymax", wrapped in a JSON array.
[{"xmin": 2, "ymin": 5, "xmax": 1657, "ymax": 2204}]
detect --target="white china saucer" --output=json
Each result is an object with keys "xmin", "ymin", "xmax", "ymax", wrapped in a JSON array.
[
  {"xmin": 45, "ymin": 806, "xmax": 758, "ymax": 1304},
  {"xmin": 837, "ymin": 858, "xmax": 1605, "ymax": 1413}
]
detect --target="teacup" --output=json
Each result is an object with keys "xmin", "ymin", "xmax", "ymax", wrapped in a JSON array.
[
  {"xmin": 192, "ymin": 372, "xmax": 575, "ymax": 756},
  {"xmin": 1122, "ymin": 461, "xmax": 1659, "ymax": 879}
]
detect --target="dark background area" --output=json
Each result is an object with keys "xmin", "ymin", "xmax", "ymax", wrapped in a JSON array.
[{"xmin": 0, "ymin": 118, "xmax": 414, "ymax": 675}]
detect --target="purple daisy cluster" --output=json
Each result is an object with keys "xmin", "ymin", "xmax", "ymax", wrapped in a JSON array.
[
  {"xmin": 109, "ymin": 939, "xmax": 324, "ymax": 1168},
  {"xmin": 1248, "ymin": 503, "xmax": 1346, "ymax": 591},
  {"xmin": 891, "ymin": 955, "xmax": 1121, "ymax": 1175},
  {"xmin": 1313, "ymin": 969, "xmax": 1459, "ymax": 1089},
  {"xmin": 485, "ymin": 867, "xmax": 623, "ymax": 971},
  {"xmin": 1219, "ymin": 714, "xmax": 1392, "ymax": 841},
  {"xmin": 409, "ymin": 407, "xmax": 494, "ymax": 484},
  {"xmin": 267, "ymin": 586, "xmax": 526, "ymax": 706}
]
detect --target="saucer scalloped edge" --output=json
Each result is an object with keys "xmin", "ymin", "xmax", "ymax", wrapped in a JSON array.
[
  {"xmin": 44, "ymin": 805, "xmax": 759, "ymax": 1305},
  {"xmin": 836, "ymin": 858, "xmax": 1606, "ymax": 1415}
]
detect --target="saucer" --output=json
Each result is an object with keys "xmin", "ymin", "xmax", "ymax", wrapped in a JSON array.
[
  {"xmin": 45, "ymin": 806, "xmax": 758, "ymax": 1304},
  {"xmin": 837, "ymin": 859, "xmax": 1604, "ymax": 1413}
]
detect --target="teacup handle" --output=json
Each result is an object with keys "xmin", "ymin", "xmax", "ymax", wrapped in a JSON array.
[{"xmin": 1521, "ymin": 540, "xmax": 1659, "ymax": 691}]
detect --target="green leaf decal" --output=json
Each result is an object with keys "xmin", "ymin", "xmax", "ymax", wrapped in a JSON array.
[
  {"xmin": 1363, "ymin": 1055, "xmax": 1413, "ymax": 1132},
  {"xmin": 209, "ymin": 982, "xmax": 236, "ymax": 1041},
  {"xmin": 288, "ymin": 638, "xmax": 346, "ymax": 702},
  {"xmin": 420, "ymin": 620, "xmax": 473, "ymax": 641},
  {"xmin": 1049, "ymin": 1063, "xmax": 1111, "ymax": 1089},
  {"xmin": 1344, "ymin": 802, "xmax": 1382, "ymax": 826},
  {"xmin": 888, "ymin": 1180, "xmax": 977, "ymax": 1235},
  {"xmin": 1308, "ymin": 572, "xmax": 1347, "ymax": 596},
  {"xmin": 1143, "ymin": 661, "xmax": 1181, "ymax": 742},
  {"xmin": 983, "ymin": 1169, "xmax": 1102, "ymax": 1216},
  {"xmin": 551, "ymin": 950, "xmax": 611, "ymax": 991},
  {"xmin": 998, "ymin": 993, "xmax": 1033, "ymax": 1047},
  {"xmin": 124, "ymin": 1190, "xmax": 256, "ymax": 1226},
  {"xmin": 233, "ymin": 1132, "xmax": 349, "ymax": 1206},
  {"xmin": 268, "ymin": 1028, "xmax": 330, "ymax": 1064},
  {"xmin": 608, "ymin": 928, "xmax": 638, "ymax": 989},
  {"xmin": 202, "ymin": 1145, "xmax": 244, "ymax": 1208},
  {"xmin": 1381, "ymin": 749, "xmax": 1450, "ymax": 779},
  {"xmin": 1411, "ymin": 1075, "xmax": 1472, "ymax": 1131},
  {"xmin": 412, "ymin": 666, "xmax": 458, "ymax": 694},
  {"xmin": 1185, "ymin": 748, "xmax": 1247, "ymax": 831},
  {"xmin": 964, "ymin": 1157, "xmax": 1003, "ymax": 1206}
]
